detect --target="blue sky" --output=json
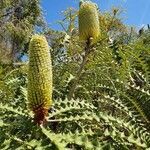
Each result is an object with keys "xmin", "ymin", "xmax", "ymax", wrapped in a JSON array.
[{"xmin": 41, "ymin": 0, "xmax": 150, "ymax": 30}]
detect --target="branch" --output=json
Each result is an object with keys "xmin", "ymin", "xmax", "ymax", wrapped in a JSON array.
[{"xmin": 68, "ymin": 40, "xmax": 92, "ymax": 100}]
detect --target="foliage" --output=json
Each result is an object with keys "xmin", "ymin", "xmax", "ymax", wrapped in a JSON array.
[
  {"xmin": 0, "ymin": 1, "xmax": 150, "ymax": 150},
  {"xmin": 0, "ymin": 0, "xmax": 43, "ymax": 63}
]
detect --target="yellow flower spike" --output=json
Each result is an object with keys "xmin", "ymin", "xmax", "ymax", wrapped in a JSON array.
[
  {"xmin": 79, "ymin": 1, "xmax": 100, "ymax": 44},
  {"xmin": 28, "ymin": 35, "xmax": 52, "ymax": 125}
]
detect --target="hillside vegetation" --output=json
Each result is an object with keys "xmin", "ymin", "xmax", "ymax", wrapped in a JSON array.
[{"xmin": 0, "ymin": 0, "xmax": 150, "ymax": 149}]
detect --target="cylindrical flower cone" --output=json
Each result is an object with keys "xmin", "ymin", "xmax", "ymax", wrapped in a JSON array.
[
  {"xmin": 28, "ymin": 35, "xmax": 52, "ymax": 125},
  {"xmin": 79, "ymin": 1, "xmax": 100, "ymax": 44}
]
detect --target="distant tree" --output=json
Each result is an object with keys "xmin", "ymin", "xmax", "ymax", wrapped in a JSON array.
[{"xmin": 0, "ymin": 0, "xmax": 44, "ymax": 64}]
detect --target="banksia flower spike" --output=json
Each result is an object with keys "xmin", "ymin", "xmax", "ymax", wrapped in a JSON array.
[
  {"xmin": 79, "ymin": 0, "xmax": 100, "ymax": 44},
  {"xmin": 28, "ymin": 35, "xmax": 52, "ymax": 125}
]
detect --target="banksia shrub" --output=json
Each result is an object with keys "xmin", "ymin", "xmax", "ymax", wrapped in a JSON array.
[
  {"xmin": 28, "ymin": 35, "xmax": 52, "ymax": 125},
  {"xmin": 79, "ymin": 1, "xmax": 100, "ymax": 44}
]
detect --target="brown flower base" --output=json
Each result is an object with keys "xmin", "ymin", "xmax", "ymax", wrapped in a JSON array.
[{"xmin": 33, "ymin": 105, "xmax": 48, "ymax": 125}]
